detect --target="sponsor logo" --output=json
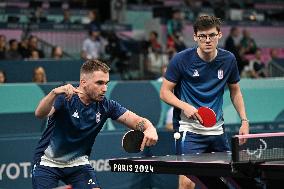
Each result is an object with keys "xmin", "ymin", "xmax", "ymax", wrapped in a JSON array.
[
  {"xmin": 0, "ymin": 162, "xmax": 31, "ymax": 180},
  {"xmin": 0, "ymin": 159, "xmax": 111, "ymax": 181},
  {"xmin": 72, "ymin": 110, "xmax": 79, "ymax": 118},
  {"xmin": 193, "ymin": 69, "xmax": 199, "ymax": 77},
  {"xmin": 88, "ymin": 179, "xmax": 96, "ymax": 185}
]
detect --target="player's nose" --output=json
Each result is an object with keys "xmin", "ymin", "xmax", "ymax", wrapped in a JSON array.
[{"xmin": 102, "ymin": 85, "xmax": 108, "ymax": 92}]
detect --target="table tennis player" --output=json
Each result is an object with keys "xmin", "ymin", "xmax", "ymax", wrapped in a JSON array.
[
  {"xmin": 31, "ymin": 59, "xmax": 158, "ymax": 189},
  {"xmin": 160, "ymin": 15, "xmax": 249, "ymax": 189}
]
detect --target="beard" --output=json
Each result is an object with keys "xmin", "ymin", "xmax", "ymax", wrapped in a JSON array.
[{"xmin": 85, "ymin": 90, "xmax": 105, "ymax": 102}]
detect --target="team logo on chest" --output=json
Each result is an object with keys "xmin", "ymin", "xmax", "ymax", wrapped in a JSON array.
[
  {"xmin": 96, "ymin": 112, "xmax": 101, "ymax": 123},
  {"xmin": 217, "ymin": 69, "xmax": 223, "ymax": 79}
]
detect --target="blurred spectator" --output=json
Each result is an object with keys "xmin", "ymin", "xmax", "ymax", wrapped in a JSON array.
[
  {"xmin": 169, "ymin": 29, "xmax": 186, "ymax": 52},
  {"xmin": 28, "ymin": 36, "xmax": 45, "ymax": 58},
  {"xmin": 165, "ymin": 107, "xmax": 174, "ymax": 131},
  {"xmin": 89, "ymin": 10, "xmax": 101, "ymax": 32},
  {"xmin": 5, "ymin": 39, "xmax": 22, "ymax": 60},
  {"xmin": 145, "ymin": 31, "xmax": 168, "ymax": 78},
  {"xmin": 0, "ymin": 34, "xmax": 7, "ymax": 60},
  {"xmin": 148, "ymin": 31, "xmax": 162, "ymax": 52},
  {"xmin": 213, "ymin": 0, "xmax": 228, "ymax": 19},
  {"xmin": 268, "ymin": 48, "xmax": 280, "ymax": 64},
  {"xmin": 82, "ymin": 10, "xmax": 101, "ymax": 31},
  {"xmin": 183, "ymin": 0, "xmax": 201, "ymax": 20},
  {"xmin": 29, "ymin": 50, "xmax": 40, "ymax": 60},
  {"xmin": 157, "ymin": 62, "xmax": 174, "ymax": 131},
  {"xmin": 167, "ymin": 9, "xmax": 187, "ymax": 52},
  {"xmin": 141, "ymin": 31, "xmax": 161, "ymax": 54},
  {"xmin": 0, "ymin": 70, "xmax": 7, "ymax": 84},
  {"xmin": 224, "ymin": 26, "xmax": 243, "ymax": 74},
  {"xmin": 166, "ymin": 44, "xmax": 177, "ymax": 61},
  {"xmin": 30, "ymin": 7, "xmax": 48, "ymax": 23},
  {"xmin": 18, "ymin": 38, "xmax": 30, "ymax": 58},
  {"xmin": 104, "ymin": 32, "xmax": 129, "ymax": 74},
  {"xmin": 146, "ymin": 51, "xmax": 168, "ymax": 79},
  {"xmin": 251, "ymin": 49, "xmax": 267, "ymax": 78},
  {"xmin": 61, "ymin": 9, "xmax": 72, "ymax": 24},
  {"xmin": 81, "ymin": 26, "xmax": 106, "ymax": 60},
  {"xmin": 156, "ymin": 64, "xmax": 168, "ymax": 82},
  {"xmin": 224, "ymin": 27, "xmax": 241, "ymax": 56},
  {"xmin": 51, "ymin": 46, "xmax": 63, "ymax": 60},
  {"xmin": 240, "ymin": 29, "xmax": 257, "ymax": 55},
  {"xmin": 111, "ymin": 0, "xmax": 126, "ymax": 23},
  {"xmin": 243, "ymin": 49, "xmax": 267, "ymax": 78},
  {"xmin": 267, "ymin": 48, "xmax": 280, "ymax": 77},
  {"xmin": 32, "ymin": 66, "xmax": 47, "ymax": 83},
  {"xmin": 167, "ymin": 9, "xmax": 184, "ymax": 38}
]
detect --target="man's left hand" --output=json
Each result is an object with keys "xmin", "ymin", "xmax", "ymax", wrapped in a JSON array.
[
  {"xmin": 239, "ymin": 121, "xmax": 249, "ymax": 145},
  {"xmin": 140, "ymin": 126, "xmax": 158, "ymax": 151}
]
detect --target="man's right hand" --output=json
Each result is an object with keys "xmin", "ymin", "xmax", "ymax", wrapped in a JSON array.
[
  {"xmin": 35, "ymin": 84, "xmax": 84, "ymax": 118},
  {"xmin": 182, "ymin": 103, "xmax": 203, "ymax": 124},
  {"xmin": 53, "ymin": 84, "xmax": 84, "ymax": 101}
]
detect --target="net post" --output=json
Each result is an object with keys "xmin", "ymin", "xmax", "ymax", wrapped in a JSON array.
[{"xmin": 231, "ymin": 136, "xmax": 239, "ymax": 162}]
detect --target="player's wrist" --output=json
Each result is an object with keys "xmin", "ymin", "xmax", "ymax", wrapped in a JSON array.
[
  {"xmin": 51, "ymin": 89, "xmax": 58, "ymax": 96},
  {"xmin": 180, "ymin": 101, "xmax": 190, "ymax": 110},
  {"xmin": 241, "ymin": 118, "xmax": 249, "ymax": 123},
  {"xmin": 135, "ymin": 120, "xmax": 146, "ymax": 132},
  {"xmin": 144, "ymin": 121, "xmax": 156, "ymax": 131}
]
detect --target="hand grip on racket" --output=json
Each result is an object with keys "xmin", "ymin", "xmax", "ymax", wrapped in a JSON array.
[
  {"xmin": 122, "ymin": 130, "xmax": 144, "ymax": 153},
  {"xmin": 197, "ymin": 107, "xmax": 217, "ymax": 127}
]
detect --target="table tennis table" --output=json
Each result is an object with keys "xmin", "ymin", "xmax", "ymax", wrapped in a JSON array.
[
  {"xmin": 109, "ymin": 133, "xmax": 284, "ymax": 188},
  {"xmin": 109, "ymin": 152, "xmax": 283, "ymax": 188}
]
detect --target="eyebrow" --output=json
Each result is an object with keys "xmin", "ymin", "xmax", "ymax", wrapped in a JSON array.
[
  {"xmin": 95, "ymin": 80, "xmax": 109, "ymax": 84},
  {"xmin": 198, "ymin": 32, "xmax": 218, "ymax": 36}
]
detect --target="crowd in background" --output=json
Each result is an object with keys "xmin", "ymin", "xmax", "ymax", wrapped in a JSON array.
[
  {"xmin": 0, "ymin": 0, "xmax": 283, "ymax": 83},
  {"xmin": 224, "ymin": 26, "xmax": 272, "ymax": 79}
]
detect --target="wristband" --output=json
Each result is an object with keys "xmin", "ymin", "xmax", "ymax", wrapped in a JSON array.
[{"xmin": 241, "ymin": 118, "xmax": 249, "ymax": 123}]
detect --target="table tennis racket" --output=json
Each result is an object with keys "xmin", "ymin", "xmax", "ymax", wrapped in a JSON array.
[
  {"xmin": 122, "ymin": 130, "xmax": 144, "ymax": 153},
  {"xmin": 198, "ymin": 107, "xmax": 216, "ymax": 127}
]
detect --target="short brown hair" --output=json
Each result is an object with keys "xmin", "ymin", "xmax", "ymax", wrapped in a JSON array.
[
  {"xmin": 80, "ymin": 59, "xmax": 110, "ymax": 75},
  {"xmin": 193, "ymin": 15, "xmax": 222, "ymax": 34}
]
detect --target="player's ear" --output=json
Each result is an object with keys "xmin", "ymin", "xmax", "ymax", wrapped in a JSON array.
[
  {"xmin": 80, "ymin": 79, "xmax": 87, "ymax": 86},
  {"xmin": 193, "ymin": 33, "xmax": 198, "ymax": 42},
  {"xmin": 218, "ymin": 32, "xmax": 222, "ymax": 39}
]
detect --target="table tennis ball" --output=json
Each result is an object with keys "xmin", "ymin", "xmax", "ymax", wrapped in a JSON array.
[{"xmin": 174, "ymin": 132, "xmax": 181, "ymax": 140}]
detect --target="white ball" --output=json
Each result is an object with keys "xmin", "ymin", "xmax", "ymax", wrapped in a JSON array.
[{"xmin": 174, "ymin": 132, "xmax": 181, "ymax": 140}]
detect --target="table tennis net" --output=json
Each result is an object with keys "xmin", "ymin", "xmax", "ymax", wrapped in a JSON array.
[{"xmin": 231, "ymin": 132, "xmax": 284, "ymax": 162}]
